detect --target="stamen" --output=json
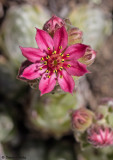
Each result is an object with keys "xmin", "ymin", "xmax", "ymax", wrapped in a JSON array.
[
  {"xmin": 39, "ymin": 67, "xmax": 42, "ymax": 70},
  {"xmin": 46, "ymin": 55, "xmax": 50, "ymax": 59},
  {"xmin": 53, "ymin": 69, "xmax": 57, "ymax": 73},
  {"xmin": 48, "ymin": 47, "xmax": 50, "ymax": 50},
  {"xmin": 60, "ymin": 75, "xmax": 63, "ymax": 78},
  {"xmin": 59, "ymin": 67, "xmax": 63, "ymax": 71},
  {"xmin": 59, "ymin": 46, "xmax": 62, "ymax": 49},
  {"xmin": 52, "ymin": 51, "xmax": 56, "ymax": 54},
  {"xmin": 66, "ymin": 54, "xmax": 70, "ymax": 57},
  {"xmin": 44, "ymin": 61, "xmax": 47, "ymax": 65},
  {"xmin": 46, "ymin": 70, "xmax": 49, "ymax": 73},
  {"xmin": 61, "ymin": 59, "xmax": 64, "ymax": 62},
  {"xmin": 41, "ymin": 57, "xmax": 44, "ymax": 61},
  {"xmin": 67, "ymin": 64, "xmax": 71, "ymax": 68},
  {"xmin": 47, "ymin": 75, "xmax": 50, "ymax": 78},
  {"xmin": 59, "ymin": 53, "xmax": 63, "ymax": 56}
]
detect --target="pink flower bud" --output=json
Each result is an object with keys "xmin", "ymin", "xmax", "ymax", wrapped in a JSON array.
[
  {"xmin": 43, "ymin": 15, "xmax": 65, "ymax": 36},
  {"xmin": 17, "ymin": 60, "xmax": 32, "ymax": 81},
  {"xmin": 79, "ymin": 46, "xmax": 96, "ymax": 66},
  {"xmin": 68, "ymin": 27, "xmax": 83, "ymax": 45},
  {"xmin": 17, "ymin": 60, "xmax": 39, "ymax": 89},
  {"xmin": 71, "ymin": 108, "xmax": 94, "ymax": 132},
  {"xmin": 87, "ymin": 125, "xmax": 113, "ymax": 147}
]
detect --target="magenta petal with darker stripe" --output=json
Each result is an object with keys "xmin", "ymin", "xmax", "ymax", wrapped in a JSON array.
[
  {"xmin": 64, "ymin": 61, "xmax": 89, "ymax": 76},
  {"xmin": 21, "ymin": 63, "xmax": 46, "ymax": 80},
  {"xmin": 64, "ymin": 44, "xmax": 89, "ymax": 60},
  {"xmin": 35, "ymin": 28, "xmax": 54, "ymax": 53},
  {"xmin": 53, "ymin": 26, "xmax": 68, "ymax": 53},
  {"xmin": 20, "ymin": 47, "xmax": 46, "ymax": 63},
  {"xmin": 58, "ymin": 70, "xmax": 75, "ymax": 94},
  {"xmin": 39, "ymin": 73, "xmax": 57, "ymax": 95}
]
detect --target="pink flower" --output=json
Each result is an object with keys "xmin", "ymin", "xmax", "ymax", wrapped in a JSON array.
[
  {"xmin": 43, "ymin": 15, "xmax": 65, "ymax": 36},
  {"xmin": 18, "ymin": 26, "xmax": 89, "ymax": 95},
  {"xmin": 88, "ymin": 125, "xmax": 113, "ymax": 147}
]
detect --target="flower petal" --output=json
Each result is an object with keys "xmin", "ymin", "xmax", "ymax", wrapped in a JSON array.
[
  {"xmin": 39, "ymin": 73, "xmax": 56, "ymax": 95},
  {"xmin": 21, "ymin": 63, "xmax": 46, "ymax": 80},
  {"xmin": 64, "ymin": 61, "xmax": 89, "ymax": 76},
  {"xmin": 17, "ymin": 60, "xmax": 32, "ymax": 81},
  {"xmin": 64, "ymin": 44, "xmax": 89, "ymax": 60},
  {"xmin": 53, "ymin": 26, "xmax": 68, "ymax": 53},
  {"xmin": 58, "ymin": 70, "xmax": 75, "ymax": 94},
  {"xmin": 35, "ymin": 28, "xmax": 54, "ymax": 53},
  {"xmin": 20, "ymin": 47, "xmax": 46, "ymax": 63}
]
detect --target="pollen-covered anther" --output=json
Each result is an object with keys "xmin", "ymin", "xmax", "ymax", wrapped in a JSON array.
[
  {"xmin": 44, "ymin": 61, "xmax": 47, "ymax": 65},
  {"xmin": 46, "ymin": 55, "xmax": 50, "ymax": 59},
  {"xmin": 41, "ymin": 57, "xmax": 44, "ymax": 61},
  {"xmin": 53, "ymin": 69, "xmax": 57, "ymax": 73},
  {"xmin": 39, "ymin": 67, "xmax": 42, "ymax": 70},
  {"xmin": 59, "ymin": 53, "xmax": 63, "ymax": 56},
  {"xmin": 66, "ymin": 54, "xmax": 70, "ymax": 57},
  {"xmin": 48, "ymin": 47, "xmax": 50, "ymax": 50},
  {"xmin": 47, "ymin": 75, "xmax": 50, "ymax": 78},
  {"xmin": 61, "ymin": 59, "xmax": 64, "ymax": 62},
  {"xmin": 59, "ymin": 67, "xmax": 63, "ymax": 71},
  {"xmin": 59, "ymin": 46, "xmax": 62, "ymax": 49},
  {"xmin": 46, "ymin": 70, "xmax": 49, "ymax": 73},
  {"xmin": 67, "ymin": 64, "xmax": 71, "ymax": 68},
  {"xmin": 52, "ymin": 51, "xmax": 56, "ymax": 54},
  {"xmin": 60, "ymin": 75, "xmax": 63, "ymax": 78}
]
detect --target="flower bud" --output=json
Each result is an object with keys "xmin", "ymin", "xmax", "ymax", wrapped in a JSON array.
[
  {"xmin": 43, "ymin": 15, "xmax": 65, "ymax": 36},
  {"xmin": 87, "ymin": 125, "xmax": 113, "ymax": 147},
  {"xmin": 68, "ymin": 27, "xmax": 83, "ymax": 45},
  {"xmin": 17, "ymin": 60, "xmax": 32, "ymax": 81},
  {"xmin": 79, "ymin": 46, "xmax": 96, "ymax": 66},
  {"xmin": 71, "ymin": 108, "xmax": 94, "ymax": 132}
]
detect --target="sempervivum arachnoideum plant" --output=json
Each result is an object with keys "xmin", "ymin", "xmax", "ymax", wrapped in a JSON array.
[{"xmin": 18, "ymin": 15, "xmax": 96, "ymax": 95}]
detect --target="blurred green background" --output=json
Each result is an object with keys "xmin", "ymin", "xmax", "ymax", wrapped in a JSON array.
[{"xmin": 0, "ymin": 0, "xmax": 113, "ymax": 159}]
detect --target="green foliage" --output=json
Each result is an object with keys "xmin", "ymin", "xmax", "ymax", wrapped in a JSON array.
[
  {"xmin": 0, "ymin": 5, "xmax": 50, "ymax": 66},
  {"xmin": 69, "ymin": 5, "xmax": 112, "ymax": 49},
  {"xmin": 31, "ymin": 93, "xmax": 77, "ymax": 138}
]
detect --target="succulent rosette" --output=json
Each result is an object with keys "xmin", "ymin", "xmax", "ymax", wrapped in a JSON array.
[{"xmin": 18, "ymin": 16, "xmax": 96, "ymax": 95}]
